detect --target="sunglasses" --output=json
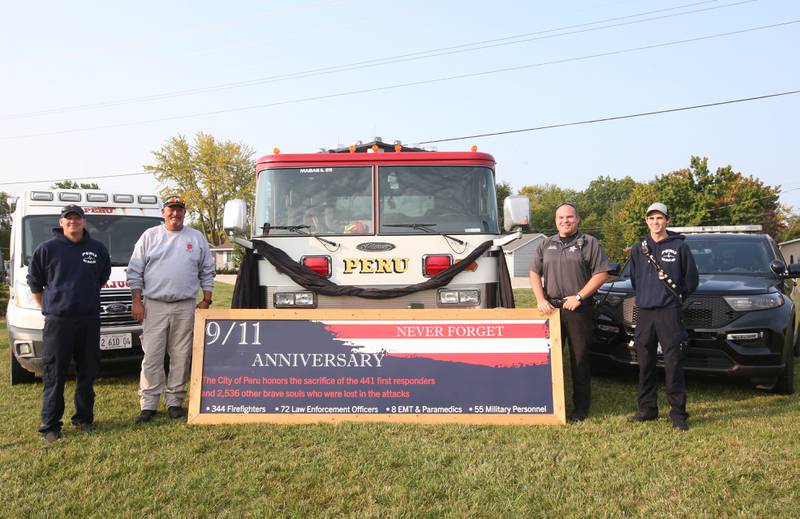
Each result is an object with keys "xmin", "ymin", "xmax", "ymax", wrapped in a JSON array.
[{"xmin": 163, "ymin": 195, "xmax": 185, "ymax": 205}]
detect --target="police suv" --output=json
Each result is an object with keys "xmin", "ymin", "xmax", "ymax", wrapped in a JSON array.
[{"xmin": 591, "ymin": 227, "xmax": 800, "ymax": 394}]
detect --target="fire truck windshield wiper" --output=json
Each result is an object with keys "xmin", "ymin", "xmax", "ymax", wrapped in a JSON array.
[
  {"xmin": 383, "ymin": 223, "xmax": 466, "ymax": 246},
  {"xmin": 264, "ymin": 224, "xmax": 339, "ymax": 250}
]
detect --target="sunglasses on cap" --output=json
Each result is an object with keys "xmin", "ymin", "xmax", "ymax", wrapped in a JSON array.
[{"xmin": 163, "ymin": 195, "xmax": 186, "ymax": 206}]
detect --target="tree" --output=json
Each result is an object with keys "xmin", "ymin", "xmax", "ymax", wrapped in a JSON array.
[
  {"xmin": 495, "ymin": 181, "xmax": 512, "ymax": 232},
  {"xmin": 616, "ymin": 157, "xmax": 784, "ymax": 247},
  {"xmin": 575, "ymin": 175, "xmax": 636, "ymax": 242},
  {"xmin": 146, "ymin": 132, "xmax": 256, "ymax": 246},
  {"xmin": 0, "ymin": 192, "xmax": 11, "ymax": 262},
  {"xmin": 518, "ymin": 183, "xmax": 578, "ymax": 235},
  {"xmin": 51, "ymin": 180, "xmax": 100, "ymax": 189}
]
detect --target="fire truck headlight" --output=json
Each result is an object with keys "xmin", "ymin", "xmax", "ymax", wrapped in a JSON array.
[
  {"xmin": 274, "ymin": 291, "xmax": 316, "ymax": 308},
  {"xmin": 459, "ymin": 290, "xmax": 480, "ymax": 304},
  {"xmin": 294, "ymin": 292, "xmax": 316, "ymax": 306},
  {"xmin": 438, "ymin": 289, "xmax": 480, "ymax": 306},
  {"xmin": 438, "ymin": 290, "xmax": 460, "ymax": 304},
  {"xmin": 274, "ymin": 293, "xmax": 296, "ymax": 307}
]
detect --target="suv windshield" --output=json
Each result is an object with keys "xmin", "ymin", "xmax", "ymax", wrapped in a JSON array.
[
  {"xmin": 23, "ymin": 215, "xmax": 163, "ymax": 266},
  {"xmin": 255, "ymin": 167, "xmax": 373, "ymax": 235},
  {"xmin": 378, "ymin": 166, "xmax": 499, "ymax": 235},
  {"xmin": 686, "ymin": 235, "xmax": 774, "ymax": 274}
]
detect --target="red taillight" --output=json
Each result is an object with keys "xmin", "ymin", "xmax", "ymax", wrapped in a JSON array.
[
  {"xmin": 302, "ymin": 256, "xmax": 331, "ymax": 277},
  {"xmin": 423, "ymin": 255, "xmax": 452, "ymax": 276}
]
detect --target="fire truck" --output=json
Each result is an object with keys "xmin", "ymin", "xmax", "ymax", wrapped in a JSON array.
[
  {"xmin": 223, "ymin": 138, "xmax": 530, "ymax": 309},
  {"xmin": 7, "ymin": 189, "xmax": 163, "ymax": 384}
]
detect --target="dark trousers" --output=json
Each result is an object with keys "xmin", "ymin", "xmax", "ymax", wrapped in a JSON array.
[
  {"xmin": 634, "ymin": 307, "xmax": 688, "ymax": 421},
  {"xmin": 561, "ymin": 307, "xmax": 593, "ymax": 414},
  {"xmin": 38, "ymin": 318, "xmax": 101, "ymax": 433}
]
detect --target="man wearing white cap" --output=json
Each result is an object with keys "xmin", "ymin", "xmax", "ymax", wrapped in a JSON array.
[{"xmin": 628, "ymin": 202, "xmax": 698, "ymax": 431}]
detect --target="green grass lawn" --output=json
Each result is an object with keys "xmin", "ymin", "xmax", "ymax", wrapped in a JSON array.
[{"xmin": 1, "ymin": 282, "xmax": 799, "ymax": 516}]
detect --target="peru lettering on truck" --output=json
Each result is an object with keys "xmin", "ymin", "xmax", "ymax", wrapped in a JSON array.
[
  {"xmin": 7, "ymin": 190, "xmax": 163, "ymax": 384},
  {"xmin": 223, "ymin": 138, "xmax": 530, "ymax": 309}
]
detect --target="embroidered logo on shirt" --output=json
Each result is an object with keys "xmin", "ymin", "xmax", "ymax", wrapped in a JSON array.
[
  {"xmin": 547, "ymin": 244, "xmax": 558, "ymax": 250},
  {"xmin": 661, "ymin": 249, "xmax": 678, "ymax": 262},
  {"xmin": 569, "ymin": 245, "xmax": 578, "ymax": 253},
  {"xmin": 82, "ymin": 251, "xmax": 97, "ymax": 264},
  {"xmin": 186, "ymin": 242, "xmax": 193, "ymax": 253}
]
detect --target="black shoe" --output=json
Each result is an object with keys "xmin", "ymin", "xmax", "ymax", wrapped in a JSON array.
[
  {"xmin": 569, "ymin": 410, "xmax": 588, "ymax": 422},
  {"xmin": 672, "ymin": 418, "xmax": 689, "ymax": 431},
  {"xmin": 168, "ymin": 406, "xmax": 186, "ymax": 419},
  {"xmin": 135, "ymin": 410, "xmax": 157, "ymax": 423},
  {"xmin": 627, "ymin": 413, "xmax": 658, "ymax": 423},
  {"xmin": 73, "ymin": 422, "xmax": 95, "ymax": 433},
  {"xmin": 42, "ymin": 430, "xmax": 61, "ymax": 443}
]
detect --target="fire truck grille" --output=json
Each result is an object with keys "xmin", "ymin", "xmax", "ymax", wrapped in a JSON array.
[
  {"xmin": 622, "ymin": 295, "xmax": 741, "ymax": 328},
  {"xmin": 100, "ymin": 289, "xmax": 138, "ymax": 327}
]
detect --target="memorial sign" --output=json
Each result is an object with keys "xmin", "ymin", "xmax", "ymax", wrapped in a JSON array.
[{"xmin": 188, "ymin": 309, "xmax": 565, "ymax": 424}]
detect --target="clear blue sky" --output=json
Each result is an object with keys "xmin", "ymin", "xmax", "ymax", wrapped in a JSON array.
[{"xmin": 2, "ymin": 0, "xmax": 799, "ymax": 212}]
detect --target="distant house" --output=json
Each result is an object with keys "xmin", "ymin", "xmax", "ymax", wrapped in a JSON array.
[
  {"xmin": 503, "ymin": 233, "xmax": 545, "ymax": 277},
  {"xmin": 779, "ymin": 238, "xmax": 800, "ymax": 264},
  {"xmin": 210, "ymin": 241, "xmax": 235, "ymax": 270}
]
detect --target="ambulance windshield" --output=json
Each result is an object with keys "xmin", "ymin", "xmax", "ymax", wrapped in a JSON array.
[{"xmin": 22, "ymin": 215, "xmax": 163, "ymax": 266}]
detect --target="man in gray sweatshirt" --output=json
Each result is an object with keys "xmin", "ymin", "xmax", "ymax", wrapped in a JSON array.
[{"xmin": 127, "ymin": 195, "xmax": 215, "ymax": 422}]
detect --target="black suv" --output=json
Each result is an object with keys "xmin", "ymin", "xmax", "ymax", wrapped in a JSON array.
[{"xmin": 591, "ymin": 233, "xmax": 800, "ymax": 393}]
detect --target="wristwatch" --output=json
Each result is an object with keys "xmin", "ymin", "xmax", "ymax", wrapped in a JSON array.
[{"xmin": 575, "ymin": 294, "xmax": 583, "ymax": 302}]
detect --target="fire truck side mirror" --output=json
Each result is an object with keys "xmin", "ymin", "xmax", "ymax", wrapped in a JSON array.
[
  {"xmin": 503, "ymin": 195, "xmax": 530, "ymax": 232},
  {"xmin": 223, "ymin": 199, "xmax": 248, "ymax": 236}
]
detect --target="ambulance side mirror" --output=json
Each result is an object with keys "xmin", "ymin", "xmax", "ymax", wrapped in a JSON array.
[
  {"xmin": 223, "ymin": 199, "xmax": 248, "ymax": 236},
  {"xmin": 503, "ymin": 195, "xmax": 530, "ymax": 232}
]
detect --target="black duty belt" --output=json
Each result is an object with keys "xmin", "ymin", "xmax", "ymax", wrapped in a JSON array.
[{"xmin": 547, "ymin": 298, "xmax": 565, "ymax": 308}]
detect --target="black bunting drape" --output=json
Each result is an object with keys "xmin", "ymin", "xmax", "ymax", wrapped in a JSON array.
[
  {"xmin": 244, "ymin": 238, "xmax": 495, "ymax": 300},
  {"xmin": 497, "ymin": 248, "xmax": 515, "ymax": 308}
]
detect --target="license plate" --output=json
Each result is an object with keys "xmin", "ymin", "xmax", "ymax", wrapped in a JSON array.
[{"xmin": 100, "ymin": 333, "xmax": 132, "ymax": 350}]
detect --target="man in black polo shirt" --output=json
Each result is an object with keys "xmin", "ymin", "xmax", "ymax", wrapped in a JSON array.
[
  {"xmin": 530, "ymin": 202, "xmax": 610, "ymax": 422},
  {"xmin": 27, "ymin": 205, "xmax": 111, "ymax": 442}
]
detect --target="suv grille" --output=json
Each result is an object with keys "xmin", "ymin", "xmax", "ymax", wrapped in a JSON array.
[
  {"xmin": 622, "ymin": 295, "xmax": 741, "ymax": 328},
  {"xmin": 100, "ymin": 289, "xmax": 138, "ymax": 327}
]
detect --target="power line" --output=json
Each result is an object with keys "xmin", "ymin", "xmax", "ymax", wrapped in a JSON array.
[
  {"xmin": 3, "ymin": 19, "xmax": 796, "ymax": 142},
  {"xmin": 0, "ymin": 0, "xmax": 753, "ymax": 120},
  {"xmin": 0, "ymin": 171, "xmax": 152, "ymax": 186},
  {"xmin": 419, "ymin": 90, "xmax": 800, "ymax": 144},
  {"xmin": 1, "ymin": 90, "xmax": 798, "ymax": 188}
]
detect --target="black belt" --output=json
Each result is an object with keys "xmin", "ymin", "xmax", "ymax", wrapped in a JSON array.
[{"xmin": 547, "ymin": 297, "xmax": 565, "ymax": 308}]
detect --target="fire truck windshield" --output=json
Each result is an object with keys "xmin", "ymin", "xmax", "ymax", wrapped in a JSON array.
[
  {"xmin": 256, "ymin": 166, "xmax": 374, "ymax": 235},
  {"xmin": 22, "ymin": 215, "xmax": 163, "ymax": 266},
  {"xmin": 379, "ymin": 166, "xmax": 498, "ymax": 235}
]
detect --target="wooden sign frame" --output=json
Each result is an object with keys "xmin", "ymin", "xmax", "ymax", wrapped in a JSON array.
[{"xmin": 188, "ymin": 308, "xmax": 565, "ymax": 425}]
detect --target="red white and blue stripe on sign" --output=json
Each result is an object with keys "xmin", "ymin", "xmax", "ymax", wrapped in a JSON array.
[{"xmin": 319, "ymin": 319, "xmax": 550, "ymax": 368}]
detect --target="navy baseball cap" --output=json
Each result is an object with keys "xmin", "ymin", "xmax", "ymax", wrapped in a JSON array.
[{"xmin": 60, "ymin": 205, "xmax": 85, "ymax": 218}]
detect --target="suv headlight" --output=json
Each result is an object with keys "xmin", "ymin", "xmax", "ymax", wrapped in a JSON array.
[
  {"xmin": 14, "ymin": 281, "xmax": 41, "ymax": 310},
  {"xmin": 723, "ymin": 294, "xmax": 783, "ymax": 311}
]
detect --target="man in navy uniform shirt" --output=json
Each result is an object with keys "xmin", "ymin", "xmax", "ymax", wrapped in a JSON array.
[
  {"xmin": 27, "ymin": 205, "xmax": 111, "ymax": 442},
  {"xmin": 628, "ymin": 202, "xmax": 698, "ymax": 431}
]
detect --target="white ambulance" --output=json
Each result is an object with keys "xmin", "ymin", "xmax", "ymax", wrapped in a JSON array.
[{"xmin": 6, "ymin": 189, "xmax": 163, "ymax": 384}]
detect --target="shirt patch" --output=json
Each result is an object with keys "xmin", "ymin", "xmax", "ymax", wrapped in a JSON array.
[
  {"xmin": 186, "ymin": 242, "xmax": 193, "ymax": 253},
  {"xmin": 82, "ymin": 251, "xmax": 97, "ymax": 264},
  {"xmin": 661, "ymin": 249, "xmax": 678, "ymax": 262},
  {"xmin": 547, "ymin": 244, "xmax": 559, "ymax": 250}
]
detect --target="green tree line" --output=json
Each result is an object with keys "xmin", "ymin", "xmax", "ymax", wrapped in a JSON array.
[{"xmin": 515, "ymin": 156, "xmax": 799, "ymax": 263}]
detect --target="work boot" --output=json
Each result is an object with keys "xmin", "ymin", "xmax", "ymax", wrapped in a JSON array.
[
  {"xmin": 627, "ymin": 412, "xmax": 658, "ymax": 423},
  {"xmin": 42, "ymin": 430, "xmax": 61, "ymax": 443},
  {"xmin": 168, "ymin": 406, "xmax": 186, "ymax": 419},
  {"xmin": 134, "ymin": 410, "xmax": 157, "ymax": 423}
]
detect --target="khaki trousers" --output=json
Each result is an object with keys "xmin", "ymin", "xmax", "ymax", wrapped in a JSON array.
[{"xmin": 139, "ymin": 298, "xmax": 196, "ymax": 410}]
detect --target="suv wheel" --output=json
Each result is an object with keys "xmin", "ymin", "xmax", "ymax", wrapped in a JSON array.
[
  {"xmin": 772, "ymin": 332, "xmax": 796, "ymax": 395},
  {"xmin": 10, "ymin": 346, "xmax": 36, "ymax": 385}
]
